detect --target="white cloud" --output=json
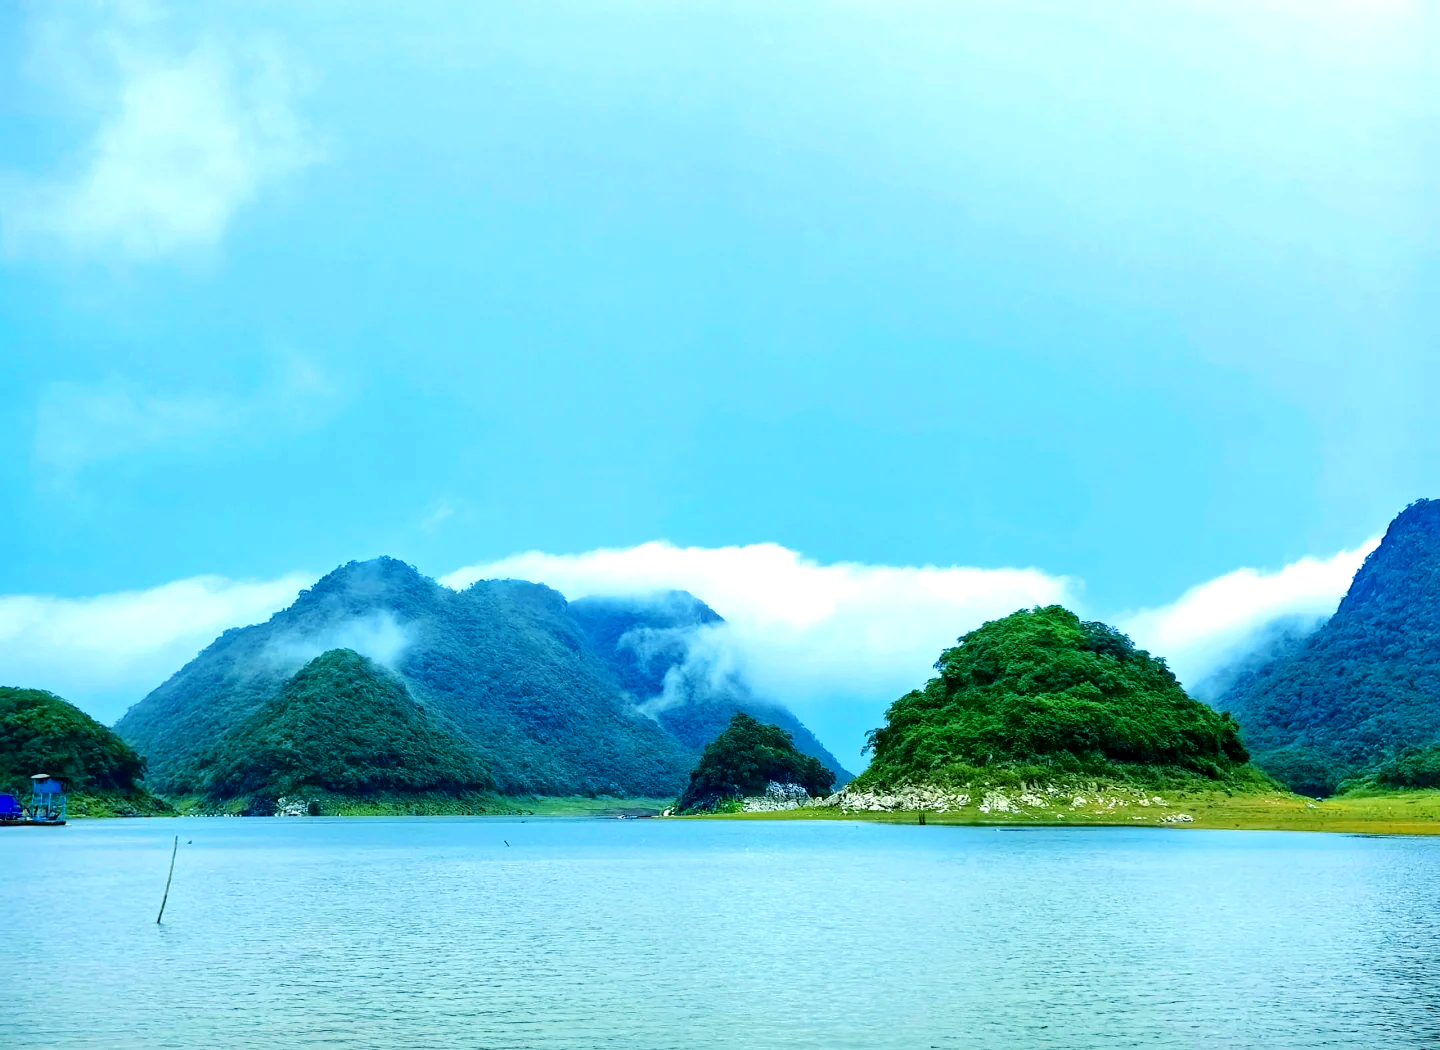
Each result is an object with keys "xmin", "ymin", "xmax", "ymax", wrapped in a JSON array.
[
  {"xmin": 0, "ymin": 572, "xmax": 310, "ymax": 723},
  {"xmin": 262, "ymin": 611, "xmax": 416, "ymax": 676},
  {"xmin": 1119, "ymin": 538, "xmax": 1379, "ymax": 687},
  {"xmin": 443, "ymin": 542, "xmax": 1076, "ymax": 713},
  {"xmin": 1, "ymin": 4, "xmax": 321, "ymax": 261}
]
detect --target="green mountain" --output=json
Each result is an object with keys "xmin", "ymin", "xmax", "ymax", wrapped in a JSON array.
[
  {"xmin": 1216, "ymin": 499, "xmax": 1440, "ymax": 795},
  {"xmin": 569, "ymin": 593, "xmax": 850, "ymax": 783},
  {"xmin": 858, "ymin": 606, "xmax": 1261, "ymax": 790},
  {"xmin": 116, "ymin": 557, "xmax": 842, "ymax": 799},
  {"xmin": 186, "ymin": 649, "xmax": 492, "ymax": 801},
  {"xmin": 1, "ymin": 687, "xmax": 167, "ymax": 815},
  {"xmin": 677, "ymin": 712, "xmax": 835, "ymax": 813}
]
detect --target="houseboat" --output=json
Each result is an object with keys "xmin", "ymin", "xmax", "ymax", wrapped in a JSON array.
[{"xmin": 0, "ymin": 774, "xmax": 68, "ymax": 826}]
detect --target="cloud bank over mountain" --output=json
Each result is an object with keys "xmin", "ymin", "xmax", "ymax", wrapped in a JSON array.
[
  {"xmin": 0, "ymin": 538, "xmax": 1379, "ymax": 766},
  {"xmin": 444, "ymin": 543, "xmax": 1074, "ymax": 738},
  {"xmin": 1119, "ymin": 539, "xmax": 1380, "ymax": 688},
  {"xmin": 0, "ymin": 573, "xmax": 311, "ymax": 720}
]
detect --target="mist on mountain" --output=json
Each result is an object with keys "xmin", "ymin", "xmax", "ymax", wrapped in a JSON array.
[{"xmin": 115, "ymin": 557, "xmax": 846, "ymax": 797}]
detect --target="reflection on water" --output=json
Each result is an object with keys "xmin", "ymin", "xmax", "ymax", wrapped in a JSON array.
[{"xmin": 2, "ymin": 818, "xmax": 1438, "ymax": 1049}]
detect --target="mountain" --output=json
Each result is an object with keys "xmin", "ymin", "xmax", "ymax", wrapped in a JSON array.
[
  {"xmin": 676, "ymin": 712, "xmax": 835, "ymax": 813},
  {"xmin": 569, "ymin": 592, "xmax": 851, "ymax": 783},
  {"xmin": 858, "ymin": 606, "xmax": 1261, "ymax": 790},
  {"xmin": 1216, "ymin": 499, "xmax": 1440, "ymax": 794},
  {"xmin": 186, "ymin": 649, "xmax": 493, "ymax": 800},
  {"xmin": 1, "ymin": 686, "xmax": 167, "ymax": 815},
  {"xmin": 116, "ymin": 557, "xmax": 842, "ymax": 798}
]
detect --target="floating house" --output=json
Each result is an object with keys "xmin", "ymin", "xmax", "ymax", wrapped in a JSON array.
[{"xmin": 0, "ymin": 774, "xmax": 68, "ymax": 826}]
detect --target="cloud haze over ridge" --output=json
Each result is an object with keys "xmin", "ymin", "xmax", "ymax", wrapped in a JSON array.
[
  {"xmin": 1118, "ymin": 539, "xmax": 1380, "ymax": 690},
  {"xmin": 1, "ymin": 538, "xmax": 1377, "ymax": 770},
  {"xmin": 443, "ymin": 543, "xmax": 1074, "ymax": 732}
]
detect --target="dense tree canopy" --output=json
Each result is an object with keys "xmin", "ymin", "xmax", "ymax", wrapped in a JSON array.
[
  {"xmin": 1218, "ymin": 500, "xmax": 1440, "ymax": 793},
  {"xmin": 677, "ymin": 713, "xmax": 835, "ymax": 812},
  {"xmin": 862, "ymin": 606, "xmax": 1253, "ymax": 786},
  {"xmin": 184, "ymin": 649, "xmax": 492, "ymax": 799},
  {"xmin": 0, "ymin": 687, "xmax": 147, "ymax": 796},
  {"xmin": 1365, "ymin": 746, "xmax": 1440, "ymax": 790}
]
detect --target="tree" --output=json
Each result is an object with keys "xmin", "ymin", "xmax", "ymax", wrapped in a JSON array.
[{"xmin": 678, "ymin": 713, "xmax": 834, "ymax": 812}]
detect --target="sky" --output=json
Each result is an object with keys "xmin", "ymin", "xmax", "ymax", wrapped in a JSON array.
[{"xmin": 2, "ymin": 2, "xmax": 1438, "ymax": 769}]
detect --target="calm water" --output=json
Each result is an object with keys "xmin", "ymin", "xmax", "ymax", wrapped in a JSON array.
[{"xmin": 2, "ymin": 819, "xmax": 1438, "ymax": 1050}]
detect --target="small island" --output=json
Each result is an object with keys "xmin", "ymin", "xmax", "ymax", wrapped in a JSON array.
[{"xmin": 675, "ymin": 713, "xmax": 836, "ymax": 813}]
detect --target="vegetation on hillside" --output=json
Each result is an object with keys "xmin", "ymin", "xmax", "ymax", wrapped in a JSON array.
[
  {"xmin": 2, "ymin": 687, "xmax": 146, "ymax": 794},
  {"xmin": 178, "ymin": 649, "xmax": 492, "ymax": 800},
  {"xmin": 1218, "ymin": 499, "xmax": 1440, "ymax": 794},
  {"xmin": 118, "ymin": 559, "xmax": 843, "ymax": 800},
  {"xmin": 859, "ymin": 606, "xmax": 1264, "ymax": 791},
  {"xmin": 677, "ymin": 713, "xmax": 835, "ymax": 813},
  {"xmin": 1339, "ymin": 745, "xmax": 1440, "ymax": 793},
  {"xmin": 1, "ymin": 686, "xmax": 168, "ymax": 814},
  {"xmin": 118, "ymin": 559, "xmax": 697, "ymax": 796}
]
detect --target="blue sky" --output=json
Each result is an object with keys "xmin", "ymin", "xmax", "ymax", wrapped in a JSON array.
[{"xmin": 2, "ymin": 2, "xmax": 1437, "ymax": 764}]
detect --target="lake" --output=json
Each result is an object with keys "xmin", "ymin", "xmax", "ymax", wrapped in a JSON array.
[{"xmin": 2, "ymin": 818, "xmax": 1437, "ymax": 1049}]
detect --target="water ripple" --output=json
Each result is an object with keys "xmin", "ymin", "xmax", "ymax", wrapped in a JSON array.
[{"xmin": 2, "ymin": 819, "xmax": 1437, "ymax": 1049}]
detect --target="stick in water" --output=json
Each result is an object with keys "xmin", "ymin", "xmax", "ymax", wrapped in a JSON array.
[{"xmin": 156, "ymin": 835, "xmax": 178, "ymax": 924}]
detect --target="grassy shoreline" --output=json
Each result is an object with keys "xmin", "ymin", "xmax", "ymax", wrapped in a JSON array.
[
  {"xmin": 158, "ymin": 792, "xmax": 673, "ymax": 818},
  {"xmin": 703, "ymin": 788, "xmax": 1440, "ymax": 835},
  {"xmin": 66, "ymin": 789, "xmax": 1440, "ymax": 833}
]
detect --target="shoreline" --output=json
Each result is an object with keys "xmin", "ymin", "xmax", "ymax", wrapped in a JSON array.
[
  {"xmin": 41, "ymin": 789, "xmax": 1440, "ymax": 835},
  {"xmin": 699, "ymin": 788, "xmax": 1440, "ymax": 835},
  {"xmin": 48, "ymin": 794, "xmax": 1440, "ymax": 835}
]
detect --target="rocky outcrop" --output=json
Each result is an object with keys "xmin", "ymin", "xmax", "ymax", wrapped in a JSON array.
[
  {"xmin": 273, "ymin": 795, "xmax": 318, "ymax": 817},
  {"xmin": 739, "ymin": 781, "xmax": 818, "ymax": 812},
  {"xmin": 811, "ymin": 781, "xmax": 1195, "ymax": 823}
]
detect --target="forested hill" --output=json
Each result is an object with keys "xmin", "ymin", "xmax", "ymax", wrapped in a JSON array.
[
  {"xmin": 1217, "ymin": 499, "xmax": 1440, "ymax": 794},
  {"xmin": 115, "ymin": 557, "xmax": 841, "ymax": 797},
  {"xmin": 1, "ymin": 687, "xmax": 166, "ymax": 814},
  {"xmin": 570, "ymin": 593, "xmax": 851, "ymax": 783},
  {"xmin": 677, "ymin": 713, "xmax": 836, "ymax": 813},
  {"xmin": 183, "ymin": 649, "xmax": 492, "ymax": 801},
  {"xmin": 858, "ymin": 606, "xmax": 1261, "ymax": 790}
]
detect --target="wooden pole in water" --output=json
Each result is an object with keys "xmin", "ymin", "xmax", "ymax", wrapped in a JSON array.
[{"xmin": 156, "ymin": 835, "xmax": 178, "ymax": 924}]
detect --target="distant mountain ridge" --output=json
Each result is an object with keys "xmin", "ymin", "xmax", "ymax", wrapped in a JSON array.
[
  {"xmin": 1217, "ymin": 500, "xmax": 1440, "ymax": 793},
  {"xmin": 115, "ymin": 557, "xmax": 846, "ymax": 798}
]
